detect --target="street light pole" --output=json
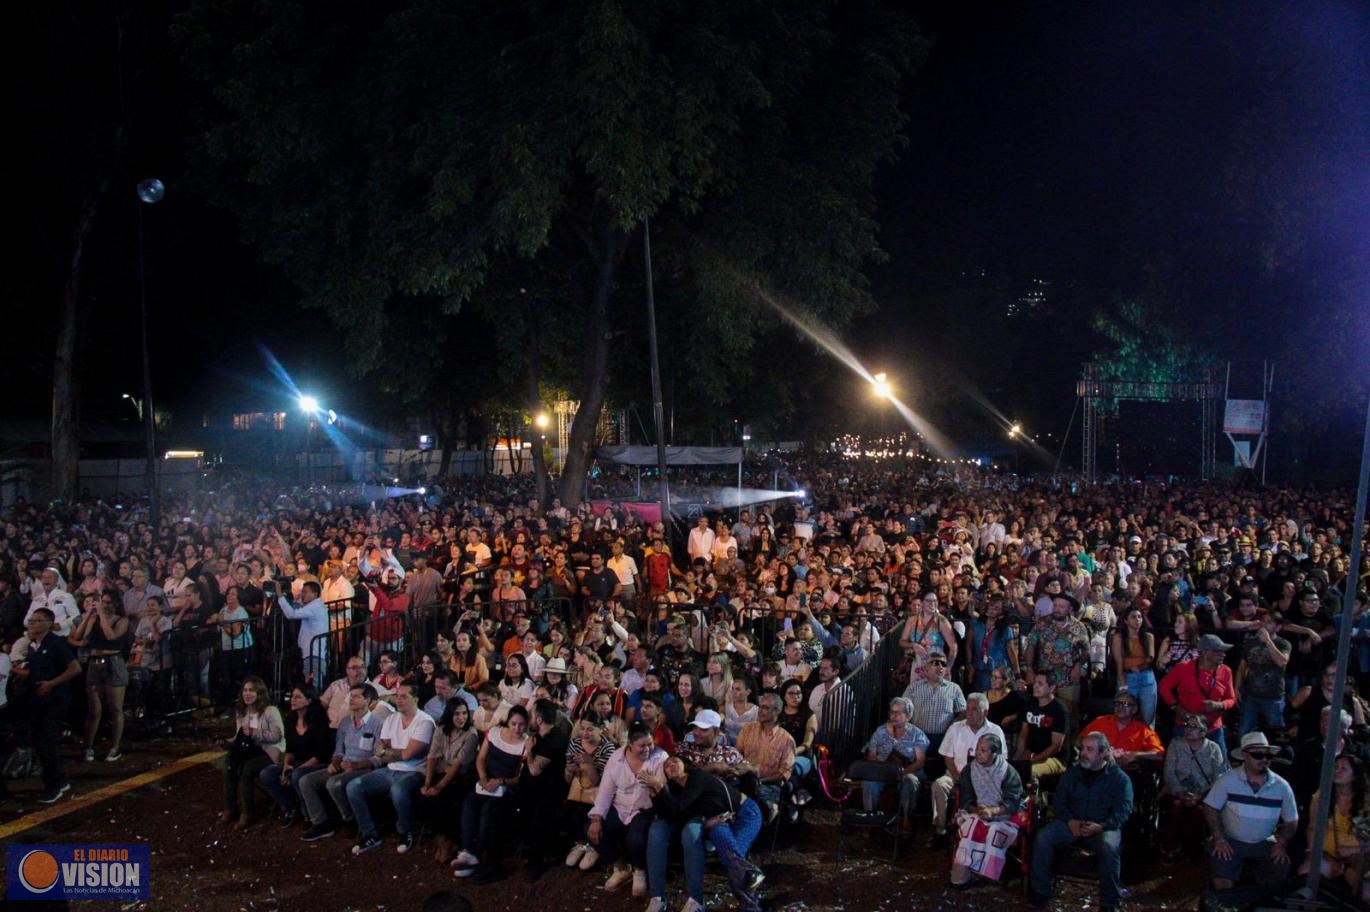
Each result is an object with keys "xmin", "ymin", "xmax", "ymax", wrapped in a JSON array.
[
  {"xmin": 1304, "ymin": 395, "xmax": 1370, "ymax": 897},
  {"xmin": 136, "ymin": 179, "xmax": 164, "ymax": 529}
]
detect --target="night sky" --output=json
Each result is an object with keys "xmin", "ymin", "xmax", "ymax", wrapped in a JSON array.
[{"xmin": 9, "ymin": 2, "xmax": 1369, "ymax": 475}]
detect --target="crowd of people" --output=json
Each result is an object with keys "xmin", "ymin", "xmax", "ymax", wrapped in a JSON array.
[{"xmin": 2, "ymin": 457, "xmax": 1370, "ymax": 908}]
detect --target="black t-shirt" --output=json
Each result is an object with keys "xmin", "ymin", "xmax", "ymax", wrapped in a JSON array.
[
  {"xmin": 1284, "ymin": 612, "xmax": 1328, "ymax": 677},
  {"xmin": 1023, "ymin": 698, "xmax": 1068, "ymax": 756},
  {"xmin": 987, "ymin": 689, "xmax": 1025, "ymax": 728},
  {"xmin": 27, "ymin": 632, "xmax": 78, "ymax": 705},
  {"xmin": 582, "ymin": 568, "xmax": 619, "ymax": 600},
  {"xmin": 528, "ymin": 727, "xmax": 569, "ymax": 793}
]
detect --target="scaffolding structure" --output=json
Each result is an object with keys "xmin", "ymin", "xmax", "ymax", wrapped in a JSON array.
[{"xmin": 1076, "ymin": 363, "xmax": 1223, "ymax": 483}]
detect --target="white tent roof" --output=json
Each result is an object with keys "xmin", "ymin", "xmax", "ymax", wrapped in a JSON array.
[{"xmin": 595, "ymin": 445, "xmax": 743, "ymax": 466}]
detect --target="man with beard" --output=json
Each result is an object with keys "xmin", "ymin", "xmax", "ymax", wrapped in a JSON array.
[{"xmin": 1029, "ymin": 732, "xmax": 1134, "ymax": 911}]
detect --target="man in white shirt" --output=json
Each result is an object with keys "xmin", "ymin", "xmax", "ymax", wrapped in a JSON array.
[
  {"xmin": 344, "ymin": 682, "xmax": 434, "ymax": 854},
  {"xmin": 26, "ymin": 568, "xmax": 80, "ymax": 637},
  {"xmin": 807, "ymin": 656, "xmax": 842, "ymax": 730},
  {"xmin": 464, "ymin": 528, "xmax": 493, "ymax": 569},
  {"xmin": 276, "ymin": 581, "xmax": 330, "ymax": 685},
  {"xmin": 606, "ymin": 539, "xmax": 641, "ymax": 603},
  {"xmin": 319, "ymin": 560, "xmax": 355, "ymax": 650},
  {"xmin": 320, "ymin": 657, "xmax": 369, "ymax": 729},
  {"xmin": 930, "ymin": 692, "xmax": 1006, "ymax": 844},
  {"xmin": 687, "ymin": 516, "xmax": 716, "ymax": 566},
  {"xmin": 978, "ymin": 511, "xmax": 1007, "ymax": 550}
]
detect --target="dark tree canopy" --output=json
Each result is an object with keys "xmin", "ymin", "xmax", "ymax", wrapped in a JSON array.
[{"xmin": 176, "ymin": 0, "xmax": 921, "ymax": 501}]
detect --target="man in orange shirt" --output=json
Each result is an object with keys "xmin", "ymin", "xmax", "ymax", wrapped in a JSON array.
[{"xmin": 1081, "ymin": 690, "xmax": 1164, "ymax": 770}]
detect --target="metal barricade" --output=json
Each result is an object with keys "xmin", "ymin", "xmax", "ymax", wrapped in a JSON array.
[
  {"xmin": 814, "ymin": 633, "xmax": 906, "ymax": 773},
  {"xmin": 126, "ymin": 611, "xmax": 288, "ymax": 727},
  {"xmin": 306, "ymin": 612, "xmax": 410, "ymax": 688},
  {"xmin": 733, "ymin": 605, "xmax": 901, "ymax": 660}
]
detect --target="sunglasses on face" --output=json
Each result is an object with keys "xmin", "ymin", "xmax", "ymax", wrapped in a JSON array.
[
  {"xmin": 928, "ymin": 660, "xmax": 947, "ymax": 667},
  {"xmin": 1246, "ymin": 751, "xmax": 1276, "ymax": 760}
]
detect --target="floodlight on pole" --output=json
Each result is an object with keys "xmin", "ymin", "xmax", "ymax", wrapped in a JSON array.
[
  {"xmin": 298, "ymin": 395, "xmax": 320, "ymax": 413},
  {"xmin": 872, "ymin": 372, "xmax": 893, "ymax": 400},
  {"xmin": 1009, "ymin": 422, "xmax": 1022, "ymax": 438},
  {"xmin": 534, "ymin": 412, "xmax": 550, "ymax": 430}
]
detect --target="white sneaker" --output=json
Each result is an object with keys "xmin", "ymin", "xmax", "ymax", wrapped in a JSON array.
[
  {"xmin": 604, "ymin": 864, "xmax": 633, "ymax": 893},
  {"xmin": 450, "ymin": 850, "xmax": 479, "ymax": 870},
  {"xmin": 681, "ymin": 899, "xmax": 705, "ymax": 912},
  {"xmin": 565, "ymin": 843, "xmax": 588, "ymax": 867},
  {"xmin": 578, "ymin": 846, "xmax": 601, "ymax": 871},
  {"xmin": 82, "ymin": 749, "xmax": 95, "ymax": 762},
  {"xmin": 631, "ymin": 868, "xmax": 647, "ymax": 897},
  {"xmin": 645, "ymin": 898, "xmax": 667, "ymax": 912}
]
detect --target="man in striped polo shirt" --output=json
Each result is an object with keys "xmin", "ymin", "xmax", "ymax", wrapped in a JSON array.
[{"xmin": 1202, "ymin": 731, "xmax": 1297, "ymax": 890}]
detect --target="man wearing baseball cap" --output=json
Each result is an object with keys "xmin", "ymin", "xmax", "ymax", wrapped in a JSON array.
[
  {"xmin": 1202, "ymin": 732, "xmax": 1297, "ymax": 890},
  {"xmin": 1159, "ymin": 634, "xmax": 1237, "ymax": 762}
]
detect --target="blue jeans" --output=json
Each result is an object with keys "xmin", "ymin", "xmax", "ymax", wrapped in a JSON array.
[
  {"xmin": 303, "ymin": 654, "xmax": 326, "ymax": 688},
  {"xmin": 1207, "ymin": 728, "xmax": 1228, "ymax": 765},
  {"xmin": 1125, "ymin": 670, "xmax": 1158, "ymax": 726},
  {"xmin": 863, "ymin": 772, "xmax": 922, "ymax": 816},
  {"xmin": 793, "ymin": 754, "xmax": 814, "ymax": 778},
  {"xmin": 1030, "ymin": 820, "xmax": 1122, "ymax": 907},
  {"xmin": 1239, "ymin": 694, "xmax": 1285, "ymax": 737},
  {"xmin": 647, "ymin": 817, "xmax": 705, "ymax": 902},
  {"xmin": 258, "ymin": 762, "xmax": 319, "ymax": 813},
  {"xmin": 345, "ymin": 767, "xmax": 422, "ymax": 839},
  {"xmin": 708, "ymin": 799, "xmax": 764, "ymax": 912},
  {"xmin": 597, "ymin": 807, "xmax": 654, "ymax": 869}
]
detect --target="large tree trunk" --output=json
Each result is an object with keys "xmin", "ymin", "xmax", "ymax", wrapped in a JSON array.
[
  {"xmin": 51, "ymin": 194, "xmax": 100, "ymax": 501},
  {"xmin": 558, "ymin": 225, "xmax": 627, "ymax": 507}
]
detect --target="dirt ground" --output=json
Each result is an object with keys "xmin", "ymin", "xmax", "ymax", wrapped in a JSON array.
[{"xmin": 1, "ymin": 722, "xmax": 1207, "ymax": 912}]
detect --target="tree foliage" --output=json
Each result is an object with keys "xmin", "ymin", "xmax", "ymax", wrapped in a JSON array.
[
  {"xmin": 1090, "ymin": 296, "xmax": 1214, "ymax": 384},
  {"xmin": 175, "ymin": 0, "xmax": 920, "ymax": 502}
]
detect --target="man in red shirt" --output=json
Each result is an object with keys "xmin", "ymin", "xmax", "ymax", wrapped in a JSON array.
[
  {"xmin": 1159, "ymin": 634, "xmax": 1237, "ymax": 762},
  {"xmin": 642, "ymin": 537, "xmax": 675, "ymax": 597},
  {"xmin": 1082, "ymin": 690, "xmax": 1165, "ymax": 770}
]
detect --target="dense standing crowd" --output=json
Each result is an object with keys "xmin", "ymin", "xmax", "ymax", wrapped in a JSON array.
[{"xmin": 3, "ymin": 457, "xmax": 1370, "ymax": 908}]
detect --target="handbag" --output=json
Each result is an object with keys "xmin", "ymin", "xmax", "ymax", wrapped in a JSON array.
[
  {"xmin": 567, "ymin": 770, "xmax": 599, "ymax": 805},
  {"xmin": 227, "ymin": 729, "xmax": 263, "ymax": 772},
  {"xmin": 703, "ymin": 777, "xmax": 738, "ymax": 831}
]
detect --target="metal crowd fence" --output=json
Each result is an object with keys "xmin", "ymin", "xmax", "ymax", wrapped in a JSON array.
[
  {"xmin": 306, "ymin": 597, "xmax": 576, "ymax": 687},
  {"xmin": 731, "ymin": 604, "xmax": 902, "ymax": 660},
  {"xmin": 813, "ymin": 633, "xmax": 906, "ymax": 773},
  {"xmin": 126, "ymin": 611, "xmax": 290, "ymax": 728}
]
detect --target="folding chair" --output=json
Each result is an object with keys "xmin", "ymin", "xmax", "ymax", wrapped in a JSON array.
[{"xmin": 831, "ymin": 758, "xmax": 905, "ymax": 863}]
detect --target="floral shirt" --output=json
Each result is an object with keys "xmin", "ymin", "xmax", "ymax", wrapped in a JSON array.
[
  {"xmin": 867, "ymin": 722, "xmax": 930, "ymax": 763},
  {"xmin": 1027, "ymin": 617, "xmax": 1090, "ymax": 684}
]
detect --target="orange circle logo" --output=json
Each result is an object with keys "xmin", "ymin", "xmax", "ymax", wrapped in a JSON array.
[{"xmin": 18, "ymin": 850, "xmax": 60, "ymax": 893}]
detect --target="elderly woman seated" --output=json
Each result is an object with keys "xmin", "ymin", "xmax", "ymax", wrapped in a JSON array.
[
  {"xmin": 857, "ymin": 696, "xmax": 930, "ymax": 828},
  {"xmin": 950, "ymin": 731, "xmax": 1025, "ymax": 887}
]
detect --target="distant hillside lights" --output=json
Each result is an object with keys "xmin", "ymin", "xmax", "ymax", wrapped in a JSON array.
[{"xmin": 1006, "ymin": 277, "xmax": 1049, "ymax": 318}]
